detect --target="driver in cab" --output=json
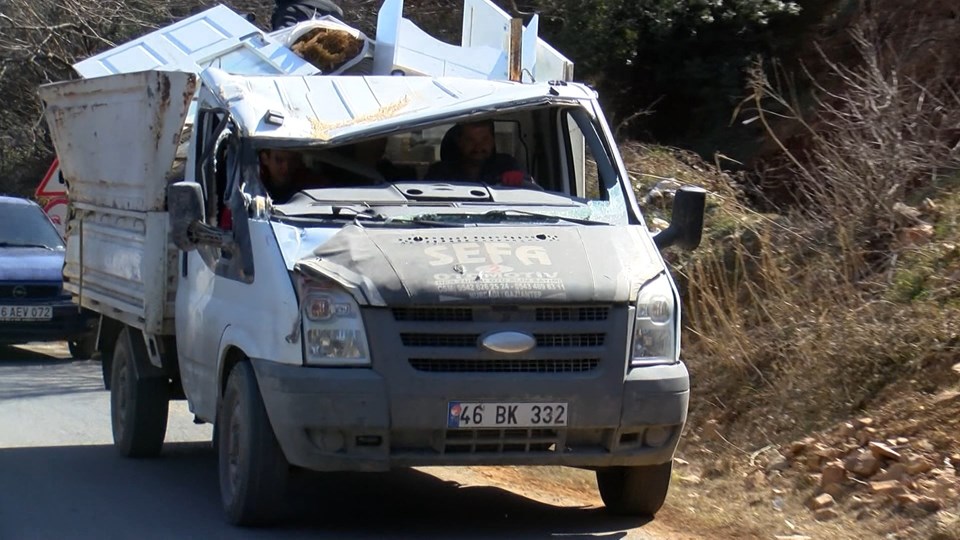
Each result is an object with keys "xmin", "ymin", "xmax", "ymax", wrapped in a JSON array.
[{"xmin": 259, "ymin": 148, "xmax": 327, "ymax": 203}]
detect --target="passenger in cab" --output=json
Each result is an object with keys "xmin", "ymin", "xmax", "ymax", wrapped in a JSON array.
[{"xmin": 425, "ymin": 121, "xmax": 528, "ymax": 186}]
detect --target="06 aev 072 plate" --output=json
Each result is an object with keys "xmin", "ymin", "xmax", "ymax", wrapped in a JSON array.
[{"xmin": 0, "ymin": 305, "xmax": 52, "ymax": 321}]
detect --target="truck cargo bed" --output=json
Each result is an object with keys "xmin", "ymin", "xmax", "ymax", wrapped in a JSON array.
[{"xmin": 39, "ymin": 71, "xmax": 197, "ymax": 335}]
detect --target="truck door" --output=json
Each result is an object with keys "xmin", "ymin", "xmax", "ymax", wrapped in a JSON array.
[{"xmin": 175, "ymin": 109, "xmax": 255, "ymax": 422}]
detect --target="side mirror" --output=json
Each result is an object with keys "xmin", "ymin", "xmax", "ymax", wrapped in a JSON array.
[
  {"xmin": 167, "ymin": 182, "xmax": 205, "ymax": 251},
  {"xmin": 654, "ymin": 186, "xmax": 706, "ymax": 251}
]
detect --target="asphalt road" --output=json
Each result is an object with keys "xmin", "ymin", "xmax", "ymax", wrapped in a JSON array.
[{"xmin": 0, "ymin": 342, "xmax": 673, "ymax": 540}]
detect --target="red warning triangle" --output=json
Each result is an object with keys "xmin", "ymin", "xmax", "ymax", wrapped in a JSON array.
[{"xmin": 35, "ymin": 158, "xmax": 67, "ymax": 198}]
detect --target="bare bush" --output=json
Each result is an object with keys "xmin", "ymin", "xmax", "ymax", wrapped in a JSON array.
[
  {"xmin": 740, "ymin": 7, "xmax": 960, "ymax": 279},
  {"xmin": 675, "ymin": 4, "xmax": 960, "ymax": 446}
]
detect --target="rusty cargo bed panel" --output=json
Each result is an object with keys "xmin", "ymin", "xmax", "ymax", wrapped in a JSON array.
[{"xmin": 38, "ymin": 71, "xmax": 197, "ymax": 213}]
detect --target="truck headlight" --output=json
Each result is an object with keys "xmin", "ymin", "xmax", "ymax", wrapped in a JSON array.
[
  {"xmin": 631, "ymin": 273, "xmax": 678, "ymax": 366},
  {"xmin": 300, "ymin": 278, "xmax": 371, "ymax": 367}
]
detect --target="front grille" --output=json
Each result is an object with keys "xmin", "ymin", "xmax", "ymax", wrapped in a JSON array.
[
  {"xmin": 401, "ymin": 333, "xmax": 478, "ymax": 347},
  {"xmin": 444, "ymin": 428, "xmax": 560, "ymax": 454},
  {"xmin": 393, "ymin": 305, "xmax": 611, "ymax": 323},
  {"xmin": 0, "ymin": 284, "xmax": 61, "ymax": 299},
  {"xmin": 392, "ymin": 304, "xmax": 615, "ymax": 375},
  {"xmin": 401, "ymin": 333, "xmax": 605, "ymax": 348},
  {"xmin": 536, "ymin": 333, "xmax": 605, "ymax": 347},
  {"xmin": 392, "ymin": 307, "xmax": 473, "ymax": 322},
  {"xmin": 536, "ymin": 306, "xmax": 609, "ymax": 321},
  {"xmin": 409, "ymin": 358, "xmax": 599, "ymax": 373}
]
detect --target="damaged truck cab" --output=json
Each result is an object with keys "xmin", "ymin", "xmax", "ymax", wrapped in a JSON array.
[{"xmin": 40, "ymin": 0, "xmax": 704, "ymax": 526}]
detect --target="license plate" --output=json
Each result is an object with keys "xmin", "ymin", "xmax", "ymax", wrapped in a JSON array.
[
  {"xmin": 447, "ymin": 402, "xmax": 568, "ymax": 429},
  {"xmin": 0, "ymin": 305, "xmax": 53, "ymax": 321}
]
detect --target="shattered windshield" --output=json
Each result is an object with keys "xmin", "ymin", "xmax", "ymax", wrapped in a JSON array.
[{"xmin": 250, "ymin": 104, "xmax": 628, "ymax": 226}]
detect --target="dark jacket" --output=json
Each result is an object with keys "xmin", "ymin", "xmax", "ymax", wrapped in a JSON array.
[
  {"xmin": 272, "ymin": 0, "xmax": 343, "ymax": 30},
  {"xmin": 424, "ymin": 154, "xmax": 522, "ymax": 184}
]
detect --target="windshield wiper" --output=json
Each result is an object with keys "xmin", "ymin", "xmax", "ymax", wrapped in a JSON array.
[
  {"xmin": 275, "ymin": 205, "xmax": 388, "ymax": 223},
  {"xmin": 0, "ymin": 242, "xmax": 58, "ymax": 250},
  {"xmin": 481, "ymin": 209, "xmax": 606, "ymax": 225}
]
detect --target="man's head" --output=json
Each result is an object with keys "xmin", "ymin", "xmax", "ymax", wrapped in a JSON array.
[
  {"xmin": 259, "ymin": 149, "xmax": 305, "ymax": 187},
  {"xmin": 455, "ymin": 121, "xmax": 496, "ymax": 167}
]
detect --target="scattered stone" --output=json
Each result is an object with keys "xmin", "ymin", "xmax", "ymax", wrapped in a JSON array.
[
  {"xmin": 897, "ymin": 493, "xmax": 920, "ymax": 506},
  {"xmin": 952, "ymin": 362, "xmax": 960, "ymax": 376},
  {"xmin": 824, "ymin": 482, "xmax": 846, "ymax": 498},
  {"xmin": 916, "ymin": 496, "xmax": 943, "ymax": 513},
  {"xmin": 917, "ymin": 440, "xmax": 936, "ymax": 452},
  {"xmin": 920, "ymin": 198, "xmax": 940, "ymax": 216},
  {"xmin": 870, "ymin": 480, "xmax": 906, "ymax": 497},
  {"xmin": 857, "ymin": 427, "xmax": 880, "ymax": 446},
  {"xmin": 703, "ymin": 419, "xmax": 720, "ymax": 440},
  {"xmin": 768, "ymin": 458, "xmax": 792, "ymax": 473},
  {"xmin": 932, "ymin": 512, "xmax": 960, "ymax": 540},
  {"xmin": 649, "ymin": 217, "xmax": 670, "ymax": 232},
  {"xmin": 809, "ymin": 493, "xmax": 835, "ymax": 510},
  {"xmin": 899, "ymin": 224, "xmax": 935, "ymax": 246},
  {"xmin": 788, "ymin": 437, "xmax": 815, "ymax": 456},
  {"xmin": 814, "ymin": 445, "xmax": 840, "ymax": 460},
  {"xmin": 814, "ymin": 508, "xmax": 840, "ymax": 521},
  {"xmin": 848, "ymin": 495, "xmax": 871, "ymax": 510},
  {"xmin": 842, "ymin": 441, "xmax": 862, "ymax": 454},
  {"xmin": 845, "ymin": 449, "xmax": 882, "ymax": 477},
  {"xmin": 896, "ymin": 437, "xmax": 909, "ymax": 445},
  {"xmin": 674, "ymin": 457, "xmax": 689, "ymax": 466},
  {"xmin": 893, "ymin": 202, "xmax": 923, "ymax": 223},
  {"xmin": 932, "ymin": 477, "xmax": 959, "ymax": 499},
  {"xmin": 743, "ymin": 470, "xmax": 765, "ymax": 490},
  {"xmin": 822, "ymin": 460, "xmax": 847, "ymax": 486},
  {"xmin": 838, "ymin": 422, "xmax": 857, "ymax": 437},
  {"xmin": 874, "ymin": 463, "xmax": 908, "ymax": 482},
  {"xmin": 853, "ymin": 417, "xmax": 874, "ymax": 429},
  {"xmin": 869, "ymin": 441, "xmax": 902, "ymax": 461},
  {"xmin": 950, "ymin": 454, "xmax": 960, "ymax": 468},
  {"xmin": 678, "ymin": 474, "xmax": 703, "ymax": 485},
  {"xmin": 805, "ymin": 454, "xmax": 824, "ymax": 472}
]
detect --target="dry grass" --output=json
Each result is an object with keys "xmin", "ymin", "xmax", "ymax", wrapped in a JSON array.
[
  {"xmin": 625, "ymin": 5, "xmax": 960, "ymax": 449},
  {"xmin": 616, "ymin": 6, "xmax": 960, "ymax": 537}
]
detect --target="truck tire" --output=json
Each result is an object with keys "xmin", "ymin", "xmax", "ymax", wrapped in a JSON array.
[
  {"xmin": 218, "ymin": 361, "xmax": 288, "ymax": 526},
  {"xmin": 110, "ymin": 327, "xmax": 169, "ymax": 458},
  {"xmin": 69, "ymin": 335, "xmax": 96, "ymax": 360},
  {"xmin": 596, "ymin": 461, "xmax": 673, "ymax": 517}
]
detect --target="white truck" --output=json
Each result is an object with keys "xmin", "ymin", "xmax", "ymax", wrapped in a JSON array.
[{"xmin": 39, "ymin": 0, "xmax": 704, "ymax": 525}]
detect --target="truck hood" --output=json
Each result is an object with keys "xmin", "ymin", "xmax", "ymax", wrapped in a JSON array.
[
  {"xmin": 295, "ymin": 224, "xmax": 664, "ymax": 305},
  {"xmin": 0, "ymin": 248, "xmax": 65, "ymax": 282}
]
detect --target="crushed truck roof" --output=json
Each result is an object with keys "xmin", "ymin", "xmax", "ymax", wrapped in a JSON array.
[{"xmin": 200, "ymin": 68, "xmax": 594, "ymax": 142}]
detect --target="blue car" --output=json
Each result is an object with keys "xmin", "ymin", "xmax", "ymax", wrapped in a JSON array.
[{"xmin": 0, "ymin": 195, "xmax": 96, "ymax": 358}]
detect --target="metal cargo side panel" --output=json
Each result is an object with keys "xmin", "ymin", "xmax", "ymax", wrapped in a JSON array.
[
  {"xmin": 72, "ymin": 4, "xmax": 317, "ymax": 79},
  {"xmin": 62, "ymin": 207, "xmax": 176, "ymax": 335},
  {"xmin": 38, "ymin": 71, "xmax": 197, "ymax": 213}
]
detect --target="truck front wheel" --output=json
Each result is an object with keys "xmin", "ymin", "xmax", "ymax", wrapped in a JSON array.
[
  {"xmin": 110, "ymin": 327, "xmax": 169, "ymax": 457},
  {"xmin": 218, "ymin": 361, "xmax": 288, "ymax": 526},
  {"xmin": 596, "ymin": 461, "xmax": 673, "ymax": 517}
]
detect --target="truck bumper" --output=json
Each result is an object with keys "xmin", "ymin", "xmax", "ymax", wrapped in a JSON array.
[{"xmin": 252, "ymin": 358, "xmax": 688, "ymax": 472}]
